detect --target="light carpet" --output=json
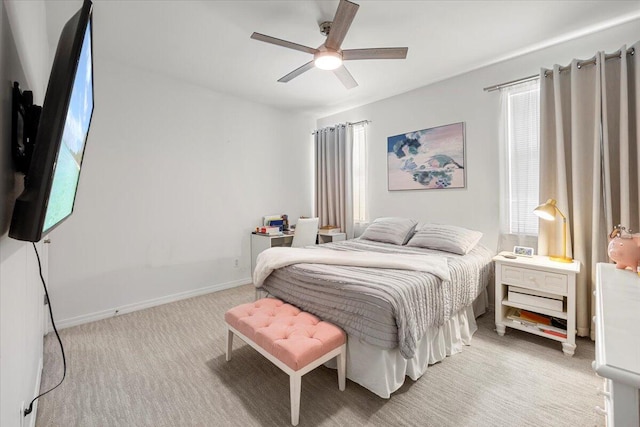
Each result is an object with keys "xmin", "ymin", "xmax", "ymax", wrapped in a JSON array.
[{"xmin": 36, "ymin": 284, "xmax": 605, "ymax": 426}]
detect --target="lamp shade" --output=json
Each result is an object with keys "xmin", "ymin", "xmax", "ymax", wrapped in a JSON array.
[
  {"xmin": 314, "ymin": 51, "xmax": 342, "ymax": 70},
  {"xmin": 533, "ymin": 199, "xmax": 559, "ymax": 221},
  {"xmin": 533, "ymin": 198, "xmax": 572, "ymax": 263}
]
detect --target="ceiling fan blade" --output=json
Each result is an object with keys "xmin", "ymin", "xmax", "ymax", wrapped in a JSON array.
[
  {"xmin": 333, "ymin": 65, "xmax": 358, "ymax": 89},
  {"xmin": 251, "ymin": 32, "xmax": 318, "ymax": 55},
  {"xmin": 278, "ymin": 61, "xmax": 315, "ymax": 83},
  {"xmin": 325, "ymin": 0, "xmax": 359, "ymax": 51},
  {"xmin": 342, "ymin": 47, "xmax": 408, "ymax": 61}
]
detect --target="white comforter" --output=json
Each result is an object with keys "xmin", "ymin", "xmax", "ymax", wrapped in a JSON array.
[{"xmin": 253, "ymin": 246, "xmax": 450, "ymax": 287}]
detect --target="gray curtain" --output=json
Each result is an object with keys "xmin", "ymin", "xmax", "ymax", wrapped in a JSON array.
[
  {"xmin": 539, "ymin": 42, "xmax": 639, "ymax": 339},
  {"xmin": 314, "ymin": 124, "xmax": 354, "ymax": 239}
]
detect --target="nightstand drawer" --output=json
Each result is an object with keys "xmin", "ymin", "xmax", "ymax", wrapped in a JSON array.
[{"xmin": 501, "ymin": 265, "xmax": 568, "ymax": 294}]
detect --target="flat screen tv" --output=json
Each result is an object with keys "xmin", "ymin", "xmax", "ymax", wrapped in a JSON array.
[{"xmin": 9, "ymin": 0, "xmax": 94, "ymax": 242}]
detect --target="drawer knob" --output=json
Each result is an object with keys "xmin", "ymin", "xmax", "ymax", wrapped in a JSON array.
[
  {"xmin": 596, "ymin": 389, "xmax": 611, "ymax": 398},
  {"xmin": 592, "ymin": 315, "xmax": 597, "ymax": 324}
]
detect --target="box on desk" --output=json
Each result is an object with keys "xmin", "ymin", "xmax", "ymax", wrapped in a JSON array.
[{"xmin": 256, "ymin": 226, "xmax": 281, "ymax": 236}]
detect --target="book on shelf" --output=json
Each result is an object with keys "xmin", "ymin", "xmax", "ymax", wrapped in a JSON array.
[
  {"xmin": 551, "ymin": 317, "xmax": 567, "ymax": 329},
  {"xmin": 538, "ymin": 323, "xmax": 567, "ymax": 335},
  {"xmin": 506, "ymin": 308, "xmax": 538, "ymax": 327},
  {"xmin": 539, "ymin": 328, "xmax": 567, "ymax": 339},
  {"xmin": 505, "ymin": 308, "xmax": 567, "ymax": 338},
  {"xmin": 518, "ymin": 309, "xmax": 552, "ymax": 325}
]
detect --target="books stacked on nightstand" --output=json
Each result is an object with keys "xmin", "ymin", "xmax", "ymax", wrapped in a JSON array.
[
  {"xmin": 506, "ymin": 308, "xmax": 567, "ymax": 339},
  {"xmin": 319, "ymin": 225, "xmax": 341, "ymax": 234}
]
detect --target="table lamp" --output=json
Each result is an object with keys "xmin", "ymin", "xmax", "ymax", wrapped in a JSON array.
[{"xmin": 533, "ymin": 199, "xmax": 573, "ymax": 263}]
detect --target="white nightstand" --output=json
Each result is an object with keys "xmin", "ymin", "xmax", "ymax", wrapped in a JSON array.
[{"xmin": 493, "ymin": 252, "xmax": 581, "ymax": 356}]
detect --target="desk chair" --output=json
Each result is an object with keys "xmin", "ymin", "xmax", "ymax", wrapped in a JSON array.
[{"xmin": 291, "ymin": 218, "xmax": 319, "ymax": 247}]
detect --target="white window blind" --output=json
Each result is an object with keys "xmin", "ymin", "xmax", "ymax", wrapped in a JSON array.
[
  {"xmin": 352, "ymin": 123, "xmax": 367, "ymax": 223},
  {"xmin": 501, "ymin": 80, "xmax": 540, "ymax": 237}
]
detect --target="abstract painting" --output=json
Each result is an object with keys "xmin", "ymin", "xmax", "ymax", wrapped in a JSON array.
[{"xmin": 387, "ymin": 122, "xmax": 465, "ymax": 191}]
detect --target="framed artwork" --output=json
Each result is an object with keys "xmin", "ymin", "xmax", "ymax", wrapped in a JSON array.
[{"xmin": 387, "ymin": 122, "xmax": 465, "ymax": 191}]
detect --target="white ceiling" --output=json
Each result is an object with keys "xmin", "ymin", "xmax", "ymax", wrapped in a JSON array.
[{"xmin": 45, "ymin": 1, "xmax": 640, "ymax": 118}]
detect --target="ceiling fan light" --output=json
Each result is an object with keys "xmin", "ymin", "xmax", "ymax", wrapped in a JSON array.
[{"xmin": 314, "ymin": 51, "xmax": 343, "ymax": 70}]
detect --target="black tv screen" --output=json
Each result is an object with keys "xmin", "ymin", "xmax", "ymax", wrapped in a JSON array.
[{"xmin": 9, "ymin": 0, "xmax": 94, "ymax": 242}]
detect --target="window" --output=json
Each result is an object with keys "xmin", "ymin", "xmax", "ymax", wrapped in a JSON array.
[
  {"xmin": 352, "ymin": 123, "xmax": 367, "ymax": 223},
  {"xmin": 500, "ymin": 80, "xmax": 540, "ymax": 239}
]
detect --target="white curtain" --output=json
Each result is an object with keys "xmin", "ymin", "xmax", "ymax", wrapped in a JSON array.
[
  {"xmin": 314, "ymin": 124, "xmax": 354, "ymax": 239},
  {"xmin": 539, "ymin": 42, "xmax": 639, "ymax": 339}
]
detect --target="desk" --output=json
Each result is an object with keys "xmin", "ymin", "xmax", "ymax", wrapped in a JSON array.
[
  {"xmin": 251, "ymin": 233, "xmax": 294, "ymax": 274},
  {"xmin": 318, "ymin": 232, "xmax": 346, "ymax": 244},
  {"xmin": 251, "ymin": 231, "xmax": 348, "ymax": 275}
]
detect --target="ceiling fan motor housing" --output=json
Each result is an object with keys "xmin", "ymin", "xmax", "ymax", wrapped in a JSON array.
[{"xmin": 319, "ymin": 21, "xmax": 332, "ymax": 36}]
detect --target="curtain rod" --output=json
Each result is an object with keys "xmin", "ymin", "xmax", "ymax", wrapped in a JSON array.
[
  {"xmin": 347, "ymin": 119, "xmax": 371, "ymax": 126},
  {"xmin": 311, "ymin": 120, "xmax": 371, "ymax": 135},
  {"xmin": 483, "ymin": 47, "xmax": 635, "ymax": 92}
]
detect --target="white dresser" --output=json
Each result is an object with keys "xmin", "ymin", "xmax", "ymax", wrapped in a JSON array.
[{"xmin": 593, "ymin": 263, "xmax": 640, "ymax": 426}]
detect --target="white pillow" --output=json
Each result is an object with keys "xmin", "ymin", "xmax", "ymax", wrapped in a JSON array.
[
  {"xmin": 360, "ymin": 217, "xmax": 418, "ymax": 245},
  {"xmin": 407, "ymin": 224, "xmax": 482, "ymax": 255}
]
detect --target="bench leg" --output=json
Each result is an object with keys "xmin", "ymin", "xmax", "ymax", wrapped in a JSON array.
[
  {"xmin": 337, "ymin": 345, "xmax": 346, "ymax": 391},
  {"xmin": 290, "ymin": 373, "xmax": 301, "ymax": 426},
  {"xmin": 226, "ymin": 328, "xmax": 233, "ymax": 362}
]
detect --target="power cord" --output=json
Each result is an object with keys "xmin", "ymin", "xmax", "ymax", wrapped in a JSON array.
[{"xmin": 23, "ymin": 242, "xmax": 67, "ymax": 416}]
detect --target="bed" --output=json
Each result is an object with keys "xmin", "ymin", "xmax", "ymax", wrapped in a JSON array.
[{"xmin": 254, "ymin": 219, "xmax": 494, "ymax": 398}]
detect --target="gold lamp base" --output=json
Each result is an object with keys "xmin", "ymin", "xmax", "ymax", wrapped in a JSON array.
[{"xmin": 549, "ymin": 255, "xmax": 573, "ymax": 263}]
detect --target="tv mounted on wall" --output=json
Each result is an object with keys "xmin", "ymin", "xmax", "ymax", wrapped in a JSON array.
[{"xmin": 10, "ymin": 0, "xmax": 94, "ymax": 242}]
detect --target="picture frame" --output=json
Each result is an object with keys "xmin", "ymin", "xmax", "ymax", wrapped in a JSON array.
[
  {"xmin": 387, "ymin": 122, "xmax": 465, "ymax": 191},
  {"xmin": 513, "ymin": 246, "xmax": 535, "ymax": 257}
]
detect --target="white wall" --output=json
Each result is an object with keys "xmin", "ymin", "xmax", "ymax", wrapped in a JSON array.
[
  {"xmin": 46, "ymin": 56, "xmax": 314, "ymax": 326},
  {"xmin": 3, "ymin": 0, "xmax": 48, "ymax": 103},
  {"xmin": 317, "ymin": 19, "xmax": 640, "ymax": 252},
  {"xmin": 1, "ymin": 2, "xmax": 48, "ymax": 427}
]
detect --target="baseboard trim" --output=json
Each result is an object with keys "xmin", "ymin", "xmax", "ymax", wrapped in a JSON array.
[{"xmin": 53, "ymin": 278, "xmax": 251, "ymax": 331}]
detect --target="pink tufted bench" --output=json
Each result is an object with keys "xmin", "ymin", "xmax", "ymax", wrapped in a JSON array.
[{"xmin": 224, "ymin": 298, "xmax": 346, "ymax": 426}]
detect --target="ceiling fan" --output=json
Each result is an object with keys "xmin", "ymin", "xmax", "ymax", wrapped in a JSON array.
[{"xmin": 250, "ymin": 0, "xmax": 408, "ymax": 89}]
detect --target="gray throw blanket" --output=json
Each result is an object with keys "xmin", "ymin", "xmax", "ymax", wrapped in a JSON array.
[{"xmin": 258, "ymin": 239, "xmax": 494, "ymax": 359}]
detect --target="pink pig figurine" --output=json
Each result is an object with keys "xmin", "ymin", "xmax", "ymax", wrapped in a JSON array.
[{"xmin": 607, "ymin": 225, "xmax": 640, "ymax": 272}]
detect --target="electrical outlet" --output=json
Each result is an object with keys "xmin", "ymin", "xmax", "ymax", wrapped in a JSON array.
[
  {"xmin": 20, "ymin": 401, "xmax": 25, "ymax": 427},
  {"xmin": 234, "ymin": 258, "xmax": 239, "ymax": 268}
]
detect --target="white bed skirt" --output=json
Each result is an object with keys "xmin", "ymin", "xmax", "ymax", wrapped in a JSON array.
[{"xmin": 325, "ymin": 289, "xmax": 488, "ymax": 398}]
